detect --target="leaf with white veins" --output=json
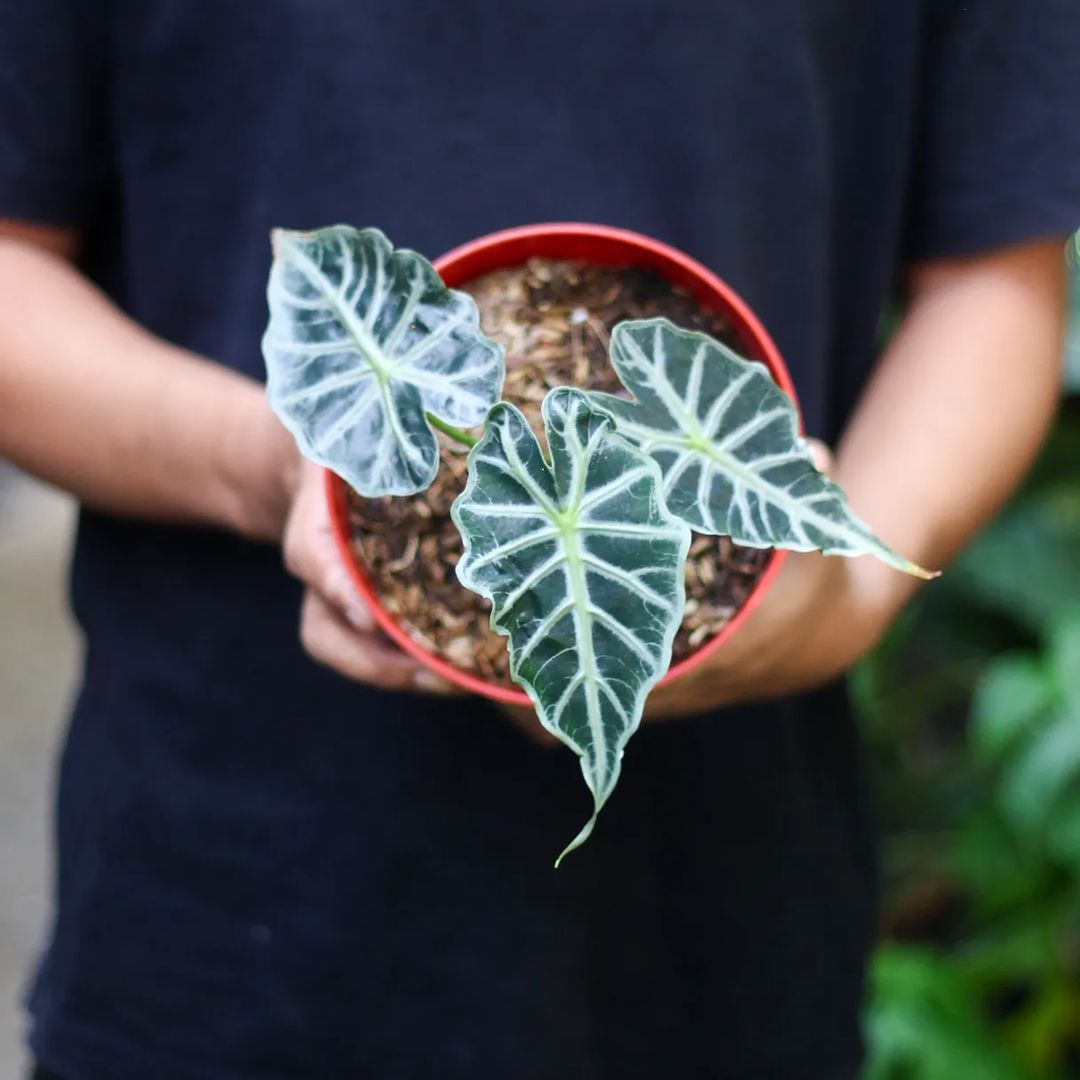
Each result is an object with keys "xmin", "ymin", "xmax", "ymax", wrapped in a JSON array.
[
  {"xmin": 591, "ymin": 318, "xmax": 935, "ymax": 578},
  {"xmin": 263, "ymin": 225, "xmax": 504, "ymax": 496},
  {"xmin": 452, "ymin": 388, "xmax": 691, "ymax": 864}
]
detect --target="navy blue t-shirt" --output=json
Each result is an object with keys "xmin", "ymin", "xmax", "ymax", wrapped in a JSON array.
[{"xmin": 3, "ymin": 2, "xmax": 1079, "ymax": 1077}]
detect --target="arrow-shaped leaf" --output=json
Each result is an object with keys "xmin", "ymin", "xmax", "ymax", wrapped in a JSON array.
[
  {"xmin": 263, "ymin": 225, "xmax": 504, "ymax": 496},
  {"xmin": 590, "ymin": 318, "xmax": 934, "ymax": 578},
  {"xmin": 452, "ymin": 388, "xmax": 691, "ymax": 864}
]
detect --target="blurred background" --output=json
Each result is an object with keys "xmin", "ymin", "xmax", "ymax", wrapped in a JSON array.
[
  {"xmin": 861, "ymin": 231, "xmax": 1080, "ymax": 1079},
  {"xmin": 0, "ymin": 233, "xmax": 1078, "ymax": 1078}
]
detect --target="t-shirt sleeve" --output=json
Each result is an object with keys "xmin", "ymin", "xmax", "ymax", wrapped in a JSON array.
[
  {"xmin": 0, "ymin": 0, "xmax": 110, "ymax": 225},
  {"xmin": 907, "ymin": 0, "xmax": 1080, "ymax": 260}
]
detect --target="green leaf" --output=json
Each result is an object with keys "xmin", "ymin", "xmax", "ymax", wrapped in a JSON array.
[
  {"xmin": 1048, "ymin": 610, "xmax": 1080, "ymax": 717},
  {"xmin": 1044, "ymin": 789, "xmax": 1080, "ymax": 869},
  {"xmin": 865, "ymin": 947, "xmax": 1036, "ymax": 1080},
  {"xmin": 590, "ymin": 318, "xmax": 933, "ymax": 578},
  {"xmin": 999, "ymin": 712, "xmax": 1080, "ymax": 836},
  {"xmin": 970, "ymin": 654, "xmax": 1054, "ymax": 763},
  {"xmin": 263, "ymin": 225, "xmax": 504, "ymax": 496},
  {"xmin": 452, "ymin": 388, "xmax": 690, "ymax": 864},
  {"xmin": 950, "ymin": 810, "xmax": 1048, "ymax": 914},
  {"xmin": 951, "ymin": 483, "xmax": 1080, "ymax": 631}
]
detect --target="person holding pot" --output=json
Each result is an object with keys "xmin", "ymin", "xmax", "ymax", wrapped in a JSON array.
[{"xmin": 1, "ymin": 2, "xmax": 1078, "ymax": 1078}]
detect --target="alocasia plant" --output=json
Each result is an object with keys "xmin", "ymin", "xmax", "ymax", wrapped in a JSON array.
[
  {"xmin": 263, "ymin": 223, "xmax": 934, "ymax": 862},
  {"xmin": 454, "ymin": 389, "xmax": 690, "ymax": 863}
]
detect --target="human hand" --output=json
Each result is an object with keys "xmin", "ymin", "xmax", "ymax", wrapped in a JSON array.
[
  {"xmin": 283, "ymin": 460, "xmax": 459, "ymax": 694},
  {"xmin": 645, "ymin": 440, "xmax": 910, "ymax": 719}
]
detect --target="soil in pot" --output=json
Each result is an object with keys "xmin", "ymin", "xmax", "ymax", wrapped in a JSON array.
[{"xmin": 347, "ymin": 258, "xmax": 772, "ymax": 687}]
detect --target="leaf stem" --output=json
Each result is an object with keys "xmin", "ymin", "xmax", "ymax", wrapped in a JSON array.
[{"xmin": 426, "ymin": 413, "xmax": 479, "ymax": 448}]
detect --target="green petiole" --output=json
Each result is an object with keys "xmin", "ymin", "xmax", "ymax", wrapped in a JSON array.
[{"xmin": 426, "ymin": 413, "xmax": 479, "ymax": 448}]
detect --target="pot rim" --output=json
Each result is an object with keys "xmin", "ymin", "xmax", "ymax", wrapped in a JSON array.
[{"xmin": 325, "ymin": 221, "xmax": 797, "ymax": 705}]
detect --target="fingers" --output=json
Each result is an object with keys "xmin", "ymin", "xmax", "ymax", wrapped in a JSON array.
[
  {"xmin": 283, "ymin": 461, "xmax": 374, "ymax": 630},
  {"xmin": 300, "ymin": 586, "xmax": 467, "ymax": 694},
  {"xmin": 805, "ymin": 437, "xmax": 835, "ymax": 475},
  {"xmin": 299, "ymin": 588, "xmax": 419, "ymax": 690}
]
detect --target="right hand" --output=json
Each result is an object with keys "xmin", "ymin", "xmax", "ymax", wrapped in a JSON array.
[{"xmin": 283, "ymin": 461, "xmax": 459, "ymax": 695}]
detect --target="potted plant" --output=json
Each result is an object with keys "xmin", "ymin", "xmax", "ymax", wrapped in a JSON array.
[{"xmin": 263, "ymin": 222, "xmax": 933, "ymax": 863}]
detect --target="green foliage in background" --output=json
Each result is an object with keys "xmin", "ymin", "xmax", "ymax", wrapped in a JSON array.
[{"xmin": 859, "ymin": 235, "xmax": 1080, "ymax": 1078}]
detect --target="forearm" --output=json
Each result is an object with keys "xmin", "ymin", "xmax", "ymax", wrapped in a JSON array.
[
  {"xmin": 833, "ymin": 238, "xmax": 1066, "ymax": 634},
  {"xmin": 0, "ymin": 234, "xmax": 295, "ymax": 540}
]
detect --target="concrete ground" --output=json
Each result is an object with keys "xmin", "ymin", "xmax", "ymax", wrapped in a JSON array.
[{"xmin": 0, "ymin": 468, "xmax": 80, "ymax": 1077}]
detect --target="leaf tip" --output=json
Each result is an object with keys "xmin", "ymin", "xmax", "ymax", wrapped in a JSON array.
[
  {"xmin": 553, "ymin": 810, "xmax": 599, "ymax": 868},
  {"xmin": 874, "ymin": 550, "xmax": 940, "ymax": 581},
  {"xmin": 907, "ymin": 562, "xmax": 942, "ymax": 582}
]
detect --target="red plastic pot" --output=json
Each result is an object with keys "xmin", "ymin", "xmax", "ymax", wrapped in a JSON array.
[{"xmin": 326, "ymin": 222, "xmax": 797, "ymax": 706}]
